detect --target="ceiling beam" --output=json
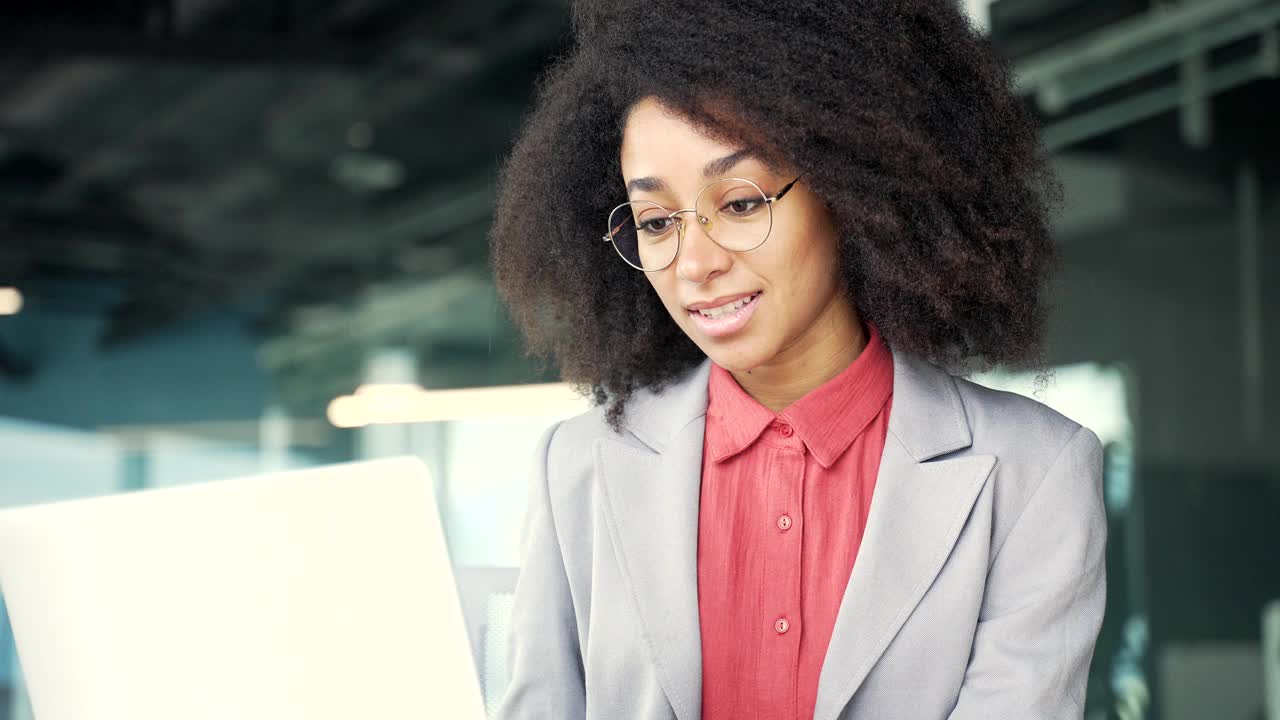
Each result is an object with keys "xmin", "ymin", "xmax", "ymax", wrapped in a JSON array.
[{"xmin": 1016, "ymin": 0, "xmax": 1280, "ymax": 112}]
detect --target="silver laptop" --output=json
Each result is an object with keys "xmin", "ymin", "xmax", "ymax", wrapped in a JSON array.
[{"xmin": 0, "ymin": 456, "xmax": 486, "ymax": 720}]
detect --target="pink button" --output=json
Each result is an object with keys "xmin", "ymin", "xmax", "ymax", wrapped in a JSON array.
[
  {"xmin": 775, "ymin": 617, "xmax": 790, "ymax": 634},
  {"xmin": 777, "ymin": 515, "xmax": 792, "ymax": 531},
  {"xmin": 777, "ymin": 423, "xmax": 794, "ymax": 438}
]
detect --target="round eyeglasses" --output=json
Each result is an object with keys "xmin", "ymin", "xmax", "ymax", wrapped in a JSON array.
[{"xmin": 602, "ymin": 176, "xmax": 802, "ymax": 272}]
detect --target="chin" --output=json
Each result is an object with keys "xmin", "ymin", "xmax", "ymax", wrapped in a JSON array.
[
  {"xmin": 675, "ymin": 308, "xmax": 777, "ymax": 370},
  {"xmin": 702, "ymin": 342, "xmax": 774, "ymax": 374}
]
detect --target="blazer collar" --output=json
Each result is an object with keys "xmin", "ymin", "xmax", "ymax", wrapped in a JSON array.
[
  {"xmin": 621, "ymin": 344, "xmax": 974, "ymax": 460},
  {"xmin": 594, "ymin": 344, "xmax": 994, "ymax": 720},
  {"xmin": 620, "ymin": 357, "xmax": 714, "ymax": 453},
  {"xmin": 885, "ymin": 344, "xmax": 974, "ymax": 460}
]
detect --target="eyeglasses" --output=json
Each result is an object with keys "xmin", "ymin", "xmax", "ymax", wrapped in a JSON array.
[{"xmin": 602, "ymin": 175, "xmax": 802, "ymax": 272}]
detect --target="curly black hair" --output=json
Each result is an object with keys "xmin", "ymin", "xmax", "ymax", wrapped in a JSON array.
[{"xmin": 490, "ymin": 0, "xmax": 1063, "ymax": 433}]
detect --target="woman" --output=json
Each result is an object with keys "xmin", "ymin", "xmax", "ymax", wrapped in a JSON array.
[{"xmin": 490, "ymin": 1, "xmax": 1107, "ymax": 719}]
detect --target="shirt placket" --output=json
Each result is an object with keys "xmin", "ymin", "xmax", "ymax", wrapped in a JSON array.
[{"xmin": 756, "ymin": 419, "xmax": 806, "ymax": 720}]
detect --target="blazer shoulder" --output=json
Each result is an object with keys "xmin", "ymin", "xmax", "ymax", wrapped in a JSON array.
[
  {"xmin": 950, "ymin": 374, "xmax": 1095, "ymax": 475},
  {"xmin": 542, "ymin": 404, "xmax": 602, "ymax": 471},
  {"xmin": 538, "ymin": 401, "xmax": 639, "ymax": 508},
  {"xmin": 949, "ymin": 375, "xmax": 1104, "ymax": 564}
]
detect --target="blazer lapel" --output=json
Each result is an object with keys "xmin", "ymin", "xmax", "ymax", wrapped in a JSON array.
[
  {"xmin": 813, "ymin": 348, "xmax": 995, "ymax": 720},
  {"xmin": 594, "ymin": 359, "xmax": 713, "ymax": 720},
  {"xmin": 591, "ymin": 347, "xmax": 994, "ymax": 720}
]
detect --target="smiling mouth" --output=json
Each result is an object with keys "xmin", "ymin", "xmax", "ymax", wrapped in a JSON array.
[{"xmin": 688, "ymin": 291, "xmax": 762, "ymax": 319}]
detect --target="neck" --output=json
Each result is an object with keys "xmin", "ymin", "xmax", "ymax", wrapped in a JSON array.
[{"xmin": 731, "ymin": 299, "xmax": 867, "ymax": 413}]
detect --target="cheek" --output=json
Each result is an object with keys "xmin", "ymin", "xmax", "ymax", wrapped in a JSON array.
[
  {"xmin": 759, "ymin": 228, "xmax": 823, "ymax": 290},
  {"xmin": 763, "ymin": 228, "xmax": 842, "ymax": 314},
  {"xmin": 788, "ymin": 218, "xmax": 841, "ymax": 280}
]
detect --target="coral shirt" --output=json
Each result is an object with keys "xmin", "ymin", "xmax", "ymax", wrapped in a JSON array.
[{"xmin": 697, "ymin": 323, "xmax": 894, "ymax": 720}]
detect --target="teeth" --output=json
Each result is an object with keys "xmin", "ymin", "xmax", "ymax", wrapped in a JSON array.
[{"xmin": 697, "ymin": 292, "xmax": 757, "ymax": 319}]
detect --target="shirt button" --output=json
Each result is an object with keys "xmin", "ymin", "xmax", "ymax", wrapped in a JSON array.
[
  {"xmin": 777, "ymin": 514, "xmax": 792, "ymax": 531},
  {"xmin": 776, "ymin": 423, "xmax": 794, "ymax": 438},
  {"xmin": 775, "ymin": 617, "xmax": 790, "ymax": 634}
]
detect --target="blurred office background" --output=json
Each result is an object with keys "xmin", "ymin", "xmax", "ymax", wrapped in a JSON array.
[{"xmin": 0, "ymin": 1, "xmax": 1276, "ymax": 718}]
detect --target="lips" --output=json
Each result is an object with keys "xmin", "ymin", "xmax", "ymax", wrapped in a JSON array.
[
  {"xmin": 685, "ymin": 290, "xmax": 762, "ymax": 338},
  {"xmin": 685, "ymin": 291, "xmax": 760, "ymax": 312}
]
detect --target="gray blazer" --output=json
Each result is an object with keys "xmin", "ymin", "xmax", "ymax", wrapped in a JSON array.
[{"xmin": 497, "ymin": 347, "xmax": 1107, "ymax": 720}]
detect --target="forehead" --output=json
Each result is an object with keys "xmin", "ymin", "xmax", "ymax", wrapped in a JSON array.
[{"xmin": 619, "ymin": 98, "xmax": 746, "ymax": 176}]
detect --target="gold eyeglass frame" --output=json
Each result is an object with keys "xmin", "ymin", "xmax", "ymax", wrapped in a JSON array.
[{"xmin": 602, "ymin": 175, "xmax": 802, "ymax": 272}]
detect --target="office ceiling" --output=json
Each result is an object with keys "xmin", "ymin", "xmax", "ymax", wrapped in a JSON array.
[
  {"xmin": 0, "ymin": 0, "xmax": 1276, "ymax": 414},
  {"xmin": 0, "ymin": 0, "xmax": 570, "ymax": 407}
]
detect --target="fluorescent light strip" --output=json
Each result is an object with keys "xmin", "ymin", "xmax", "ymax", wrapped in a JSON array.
[{"xmin": 326, "ymin": 382, "xmax": 590, "ymax": 427}]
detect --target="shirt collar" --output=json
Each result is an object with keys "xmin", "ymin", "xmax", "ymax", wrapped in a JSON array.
[{"xmin": 705, "ymin": 321, "xmax": 894, "ymax": 468}]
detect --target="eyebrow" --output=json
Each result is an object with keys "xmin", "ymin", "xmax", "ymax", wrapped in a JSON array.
[{"xmin": 625, "ymin": 148, "xmax": 757, "ymax": 196}]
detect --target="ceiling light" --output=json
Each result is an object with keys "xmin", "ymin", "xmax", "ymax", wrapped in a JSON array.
[{"xmin": 0, "ymin": 287, "xmax": 23, "ymax": 316}]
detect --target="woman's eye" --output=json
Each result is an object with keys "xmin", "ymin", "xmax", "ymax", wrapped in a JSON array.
[
  {"xmin": 723, "ymin": 198, "xmax": 763, "ymax": 215},
  {"xmin": 638, "ymin": 217, "xmax": 673, "ymax": 234}
]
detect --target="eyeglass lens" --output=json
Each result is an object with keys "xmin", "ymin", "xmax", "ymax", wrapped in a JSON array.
[{"xmin": 606, "ymin": 178, "xmax": 774, "ymax": 271}]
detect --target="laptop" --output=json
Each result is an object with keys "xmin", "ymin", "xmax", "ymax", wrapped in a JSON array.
[{"xmin": 0, "ymin": 456, "xmax": 487, "ymax": 720}]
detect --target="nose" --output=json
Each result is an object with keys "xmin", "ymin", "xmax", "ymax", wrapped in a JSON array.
[{"xmin": 673, "ymin": 210, "xmax": 731, "ymax": 284}]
